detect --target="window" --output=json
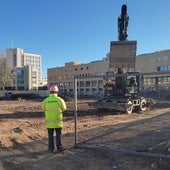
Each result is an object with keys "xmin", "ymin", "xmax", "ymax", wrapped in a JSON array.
[
  {"xmin": 160, "ymin": 65, "xmax": 170, "ymax": 71},
  {"xmin": 17, "ymin": 69, "xmax": 24, "ymax": 76},
  {"xmin": 80, "ymin": 81, "xmax": 84, "ymax": 87},
  {"xmin": 164, "ymin": 56, "xmax": 168, "ymax": 61},
  {"xmin": 150, "ymin": 57, "xmax": 155, "ymax": 63},
  {"xmin": 92, "ymin": 81, "xmax": 97, "ymax": 86},
  {"xmin": 86, "ymin": 81, "xmax": 90, "ymax": 87}
]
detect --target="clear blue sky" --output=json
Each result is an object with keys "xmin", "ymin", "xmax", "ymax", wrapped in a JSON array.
[{"xmin": 0, "ymin": 0, "xmax": 170, "ymax": 78}]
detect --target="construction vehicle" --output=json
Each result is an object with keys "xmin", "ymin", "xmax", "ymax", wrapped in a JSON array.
[
  {"xmin": 92, "ymin": 70, "xmax": 149, "ymax": 114},
  {"xmin": 91, "ymin": 5, "xmax": 155, "ymax": 114}
]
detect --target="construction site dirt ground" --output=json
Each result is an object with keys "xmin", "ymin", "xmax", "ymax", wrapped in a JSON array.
[{"xmin": 0, "ymin": 98, "xmax": 170, "ymax": 170}]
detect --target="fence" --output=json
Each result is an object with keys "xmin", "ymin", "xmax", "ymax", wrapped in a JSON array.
[
  {"xmin": 0, "ymin": 90, "xmax": 49, "ymax": 98},
  {"xmin": 73, "ymin": 78, "xmax": 170, "ymax": 160}
]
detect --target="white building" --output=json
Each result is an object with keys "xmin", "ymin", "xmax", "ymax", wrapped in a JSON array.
[{"xmin": 6, "ymin": 48, "xmax": 42, "ymax": 90}]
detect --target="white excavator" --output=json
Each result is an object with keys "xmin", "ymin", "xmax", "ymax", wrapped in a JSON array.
[{"xmin": 91, "ymin": 4, "xmax": 155, "ymax": 114}]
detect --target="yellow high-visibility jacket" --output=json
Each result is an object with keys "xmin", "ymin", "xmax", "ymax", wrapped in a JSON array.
[{"xmin": 42, "ymin": 94, "xmax": 66, "ymax": 128}]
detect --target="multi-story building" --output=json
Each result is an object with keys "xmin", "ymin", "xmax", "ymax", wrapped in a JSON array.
[
  {"xmin": 48, "ymin": 58, "xmax": 109, "ymax": 96},
  {"xmin": 136, "ymin": 50, "xmax": 170, "ymax": 73},
  {"xmin": 136, "ymin": 50, "xmax": 170, "ymax": 90},
  {"xmin": 6, "ymin": 48, "xmax": 42, "ymax": 90},
  {"xmin": 48, "ymin": 50, "xmax": 170, "ymax": 96}
]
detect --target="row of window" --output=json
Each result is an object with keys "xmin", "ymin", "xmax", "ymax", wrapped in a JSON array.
[
  {"xmin": 59, "ymin": 88, "xmax": 103, "ymax": 93},
  {"xmin": 57, "ymin": 80, "xmax": 103, "ymax": 88},
  {"xmin": 49, "ymin": 72, "xmax": 105, "ymax": 82},
  {"xmin": 144, "ymin": 77, "xmax": 170, "ymax": 84},
  {"xmin": 159, "ymin": 65, "xmax": 170, "ymax": 71},
  {"xmin": 150, "ymin": 56, "xmax": 169, "ymax": 62},
  {"xmin": 75, "ymin": 67, "xmax": 89, "ymax": 71}
]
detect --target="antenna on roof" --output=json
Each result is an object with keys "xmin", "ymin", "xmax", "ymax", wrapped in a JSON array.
[{"xmin": 11, "ymin": 37, "xmax": 14, "ymax": 48}]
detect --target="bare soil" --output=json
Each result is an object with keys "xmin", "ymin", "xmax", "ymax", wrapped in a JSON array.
[{"xmin": 0, "ymin": 98, "xmax": 170, "ymax": 170}]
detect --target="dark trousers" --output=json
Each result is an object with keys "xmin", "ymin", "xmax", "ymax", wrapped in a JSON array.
[{"xmin": 47, "ymin": 128, "xmax": 62, "ymax": 151}]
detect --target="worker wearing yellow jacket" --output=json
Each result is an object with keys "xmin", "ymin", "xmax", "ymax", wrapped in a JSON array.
[{"xmin": 42, "ymin": 85, "xmax": 66, "ymax": 153}]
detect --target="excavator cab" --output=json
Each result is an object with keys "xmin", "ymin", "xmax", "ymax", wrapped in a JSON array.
[
  {"xmin": 104, "ymin": 73, "xmax": 140, "ymax": 99},
  {"xmin": 125, "ymin": 74, "xmax": 139, "ymax": 97}
]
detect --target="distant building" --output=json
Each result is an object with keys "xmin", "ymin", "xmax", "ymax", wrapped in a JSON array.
[
  {"xmin": 136, "ymin": 50, "xmax": 170, "ymax": 91},
  {"xmin": 48, "ymin": 58, "xmax": 109, "ymax": 96},
  {"xmin": 6, "ymin": 48, "xmax": 42, "ymax": 90},
  {"xmin": 136, "ymin": 50, "xmax": 170, "ymax": 73}
]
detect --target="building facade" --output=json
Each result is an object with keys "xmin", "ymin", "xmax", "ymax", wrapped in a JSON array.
[
  {"xmin": 48, "ymin": 59, "xmax": 109, "ymax": 96},
  {"xmin": 136, "ymin": 50, "xmax": 170, "ymax": 91},
  {"xmin": 136, "ymin": 50, "xmax": 170, "ymax": 73},
  {"xmin": 6, "ymin": 48, "xmax": 42, "ymax": 90}
]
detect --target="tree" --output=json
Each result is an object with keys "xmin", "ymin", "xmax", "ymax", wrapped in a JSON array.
[{"xmin": 0, "ymin": 56, "xmax": 15, "ymax": 90}]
